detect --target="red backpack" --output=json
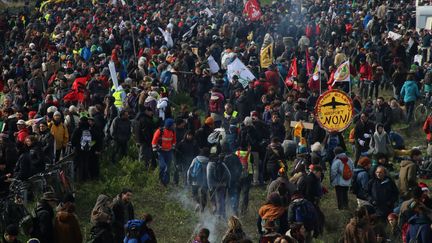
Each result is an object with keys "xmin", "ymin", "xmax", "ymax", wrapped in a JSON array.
[{"xmin": 341, "ymin": 157, "xmax": 353, "ymax": 180}]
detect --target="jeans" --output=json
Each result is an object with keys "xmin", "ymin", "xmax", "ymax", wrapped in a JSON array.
[
  {"xmin": 229, "ymin": 175, "xmax": 252, "ymax": 215},
  {"xmin": 369, "ymin": 81, "xmax": 380, "ymax": 99},
  {"xmin": 359, "ymin": 81, "xmax": 370, "ymax": 99},
  {"xmin": 251, "ymin": 151, "xmax": 260, "ymax": 184},
  {"xmin": 157, "ymin": 150, "xmax": 173, "ymax": 185},
  {"xmin": 192, "ymin": 185, "xmax": 208, "ymax": 212},
  {"xmin": 405, "ymin": 101, "xmax": 415, "ymax": 123},
  {"xmin": 210, "ymin": 186, "xmax": 227, "ymax": 217},
  {"xmin": 335, "ymin": 186, "xmax": 349, "ymax": 210}
]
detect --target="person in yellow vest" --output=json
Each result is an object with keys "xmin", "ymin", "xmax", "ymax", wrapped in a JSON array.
[
  {"xmin": 234, "ymin": 144, "xmax": 253, "ymax": 215},
  {"xmin": 112, "ymin": 84, "xmax": 126, "ymax": 111},
  {"xmin": 49, "ymin": 111, "xmax": 69, "ymax": 161}
]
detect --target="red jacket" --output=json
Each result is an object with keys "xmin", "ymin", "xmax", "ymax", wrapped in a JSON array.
[
  {"xmin": 359, "ymin": 63, "xmax": 372, "ymax": 81},
  {"xmin": 16, "ymin": 128, "xmax": 29, "ymax": 143},
  {"xmin": 423, "ymin": 116, "xmax": 432, "ymax": 141},
  {"xmin": 152, "ymin": 128, "xmax": 176, "ymax": 151}
]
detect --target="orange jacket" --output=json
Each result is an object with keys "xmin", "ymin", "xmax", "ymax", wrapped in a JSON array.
[
  {"xmin": 152, "ymin": 128, "xmax": 176, "ymax": 151},
  {"xmin": 423, "ymin": 116, "xmax": 432, "ymax": 142}
]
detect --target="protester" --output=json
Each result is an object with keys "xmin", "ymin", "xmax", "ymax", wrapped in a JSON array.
[
  {"xmin": 53, "ymin": 194, "xmax": 82, "ymax": 243},
  {"xmin": 32, "ymin": 192, "xmax": 58, "ymax": 243},
  {"xmin": 112, "ymin": 188, "xmax": 134, "ymax": 243},
  {"xmin": 152, "ymin": 118, "xmax": 176, "ymax": 186},
  {"xmin": 330, "ymin": 147, "xmax": 354, "ymax": 210}
]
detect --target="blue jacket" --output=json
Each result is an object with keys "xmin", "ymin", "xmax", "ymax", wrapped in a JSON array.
[
  {"xmin": 330, "ymin": 153, "xmax": 354, "ymax": 187},
  {"xmin": 400, "ymin": 80, "xmax": 420, "ymax": 103},
  {"xmin": 353, "ymin": 167, "xmax": 369, "ymax": 200},
  {"xmin": 406, "ymin": 214, "xmax": 432, "ymax": 243}
]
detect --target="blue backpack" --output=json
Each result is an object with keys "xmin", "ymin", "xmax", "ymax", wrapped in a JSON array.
[
  {"xmin": 294, "ymin": 200, "xmax": 317, "ymax": 224},
  {"xmin": 124, "ymin": 220, "xmax": 150, "ymax": 243},
  {"xmin": 190, "ymin": 158, "xmax": 203, "ymax": 181}
]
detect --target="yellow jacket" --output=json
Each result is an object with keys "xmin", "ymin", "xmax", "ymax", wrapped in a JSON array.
[{"xmin": 49, "ymin": 122, "xmax": 69, "ymax": 150}]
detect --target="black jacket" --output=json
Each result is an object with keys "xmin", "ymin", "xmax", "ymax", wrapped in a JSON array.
[
  {"xmin": 38, "ymin": 130, "xmax": 55, "ymax": 163},
  {"xmin": 33, "ymin": 201, "xmax": 55, "ymax": 243},
  {"xmin": 372, "ymin": 103, "xmax": 392, "ymax": 132},
  {"xmin": 367, "ymin": 176, "xmax": 399, "ymax": 217},
  {"xmin": 194, "ymin": 125, "xmax": 213, "ymax": 149},
  {"xmin": 112, "ymin": 195, "xmax": 134, "ymax": 231},
  {"xmin": 110, "ymin": 117, "xmax": 131, "ymax": 143},
  {"xmin": 298, "ymin": 173, "xmax": 322, "ymax": 205},
  {"xmin": 134, "ymin": 112, "xmax": 157, "ymax": 145}
]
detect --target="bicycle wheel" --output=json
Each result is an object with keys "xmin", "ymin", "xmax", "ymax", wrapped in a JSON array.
[{"xmin": 414, "ymin": 104, "xmax": 429, "ymax": 122}]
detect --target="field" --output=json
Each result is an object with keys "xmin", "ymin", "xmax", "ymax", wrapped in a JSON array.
[{"xmin": 72, "ymin": 109, "xmax": 428, "ymax": 243}]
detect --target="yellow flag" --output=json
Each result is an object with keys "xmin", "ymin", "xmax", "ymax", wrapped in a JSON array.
[
  {"xmin": 247, "ymin": 31, "xmax": 253, "ymax": 41},
  {"xmin": 260, "ymin": 43, "xmax": 273, "ymax": 69}
]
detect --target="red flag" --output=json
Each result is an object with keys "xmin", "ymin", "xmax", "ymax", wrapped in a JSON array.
[
  {"xmin": 306, "ymin": 50, "xmax": 313, "ymax": 76},
  {"xmin": 243, "ymin": 0, "xmax": 262, "ymax": 21},
  {"xmin": 285, "ymin": 58, "xmax": 298, "ymax": 89}
]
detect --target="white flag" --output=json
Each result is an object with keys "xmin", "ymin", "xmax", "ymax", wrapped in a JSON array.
[
  {"xmin": 331, "ymin": 60, "xmax": 350, "ymax": 86},
  {"xmin": 108, "ymin": 61, "xmax": 119, "ymax": 89},
  {"xmin": 227, "ymin": 58, "xmax": 256, "ymax": 88},
  {"xmin": 182, "ymin": 22, "xmax": 198, "ymax": 41},
  {"xmin": 207, "ymin": 55, "xmax": 220, "ymax": 74}
]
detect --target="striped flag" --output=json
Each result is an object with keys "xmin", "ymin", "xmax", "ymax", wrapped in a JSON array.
[
  {"xmin": 331, "ymin": 60, "xmax": 350, "ymax": 86},
  {"xmin": 312, "ymin": 57, "xmax": 321, "ymax": 81}
]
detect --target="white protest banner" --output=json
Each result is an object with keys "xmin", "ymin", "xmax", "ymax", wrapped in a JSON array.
[
  {"xmin": 207, "ymin": 55, "xmax": 220, "ymax": 74},
  {"xmin": 108, "ymin": 61, "xmax": 119, "ymax": 89},
  {"xmin": 388, "ymin": 31, "xmax": 402, "ymax": 40},
  {"xmin": 227, "ymin": 58, "xmax": 256, "ymax": 87}
]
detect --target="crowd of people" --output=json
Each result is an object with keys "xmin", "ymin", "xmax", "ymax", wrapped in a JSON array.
[{"xmin": 1, "ymin": 0, "xmax": 432, "ymax": 242}]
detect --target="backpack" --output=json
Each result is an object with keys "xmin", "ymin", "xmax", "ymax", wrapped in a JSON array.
[
  {"xmin": 209, "ymin": 95, "xmax": 222, "ymax": 113},
  {"xmin": 160, "ymin": 70, "xmax": 172, "ymax": 86},
  {"xmin": 124, "ymin": 219, "xmax": 150, "ymax": 243},
  {"xmin": 190, "ymin": 158, "xmax": 203, "ymax": 182},
  {"xmin": 350, "ymin": 169, "xmax": 365, "ymax": 196},
  {"xmin": 341, "ymin": 157, "xmax": 353, "ymax": 180},
  {"xmin": 293, "ymin": 200, "xmax": 316, "ymax": 224},
  {"xmin": 80, "ymin": 129, "xmax": 93, "ymax": 151}
]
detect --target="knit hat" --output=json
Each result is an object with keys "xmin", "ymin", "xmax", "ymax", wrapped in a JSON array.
[
  {"xmin": 16, "ymin": 119, "xmax": 26, "ymax": 125},
  {"xmin": 164, "ymin": 118, "xmax": 174, "ymax": 128},
  {"xmin": 358, "ymin": 157, "xmax": 371, "ymax": 167},
  {"xmin": 419, "ymin": 182, "xmax": 429, "ymax": 192},
  {"xmin": 53, "ymin": 111, "xmax": 61, "ymax": 117},
  {"xmin": 47, "ymin": 106, "xmax": 58, "ymax": 113},
  {"xmin": 69, "ymin": 105, "xmax": 78, "ymax": 113},
  {"xmin": 204, "ymin": 117, "xmax": 214, "ymax": 126}
]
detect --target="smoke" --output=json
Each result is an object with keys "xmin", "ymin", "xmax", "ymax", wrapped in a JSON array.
[{"xmin": 170, "ymin": 188, "xmax": 226, "ymax": 242}]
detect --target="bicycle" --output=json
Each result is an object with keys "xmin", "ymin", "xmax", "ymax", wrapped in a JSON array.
[
  {"xmin": 1, "ymin": 186, "xmax": 28, "ymax": 233},
  {"xmin": 414, "ymin": 94, "xmax": 432, "ymax": 122}
]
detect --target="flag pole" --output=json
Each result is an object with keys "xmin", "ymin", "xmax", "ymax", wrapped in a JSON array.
[
  {"xmin": 348, "ymin": 59, "xmax": 351, "ymax": 95},
  {"xmin": 319, "ymin": 56, "xmax": 322, "ymax": 95}
]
